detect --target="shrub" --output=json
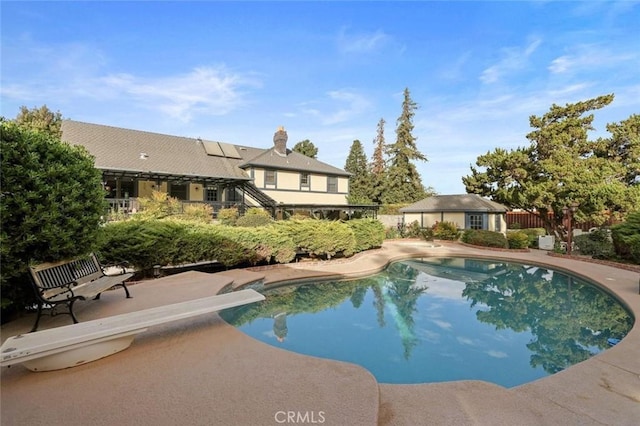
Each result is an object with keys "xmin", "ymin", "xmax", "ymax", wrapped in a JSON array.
[
  {"xmin": 274, "ymin": 220, "xmax": 356, "ymax": 259},
  {"xmin": 236, "ymin": 208, "xmax": 273, "ymax": 227},
  {"xmin": 97, "ymin": 219, "xmax": 297, "ymax": 273},
  {"xmin": 519, "ymin": 228, "xmax": 547, "ymax": 248},
  {"xmin": 136, "ymin": 190, "xmax": 182, "ymax": 219},
  {"xmin": 1, "ymin": 121, "xmax": 105, "ymax": 313},
  {"xmin": 217, "ymin": 207, "xmax": 239, "ymax": 226},
  {"xmin": 611, "ymin": 212, "xmax": 640, "ymax": 264},
  {"xmin": 461, "ymin": 229, "xmax": 507, "ymax": 248},
  {"xmin": 405, "ymin": 221, "xmax": 423, "ymax": 238},
  {"xmin": 574, "ymin": 229, "xmax": 614, "ymax": 259},
  {"xmin": 385, "ymin": 226, "xmax": 402, "ymax": 239},
  {"xmin": 432, "ymin": 221, "xmax": 460, "ymax": 240},
  {"xmin": 180, "ymin": 203, "xmax": 214, "ymax": 223},
  {"xmin": 345, "ymin": 218, "xmax": 385, "ymax": 251},
  {"xmin": 506, "ymin": 231, "xmax": 530, "ymax": 249}
]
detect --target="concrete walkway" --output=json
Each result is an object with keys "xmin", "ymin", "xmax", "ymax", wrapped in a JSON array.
[{"xmin": 1, "ymin": 241, "xmax": 639, "ymax": 425}]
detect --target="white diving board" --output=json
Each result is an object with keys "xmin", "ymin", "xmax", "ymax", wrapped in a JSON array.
[{"xmin": 0, "ymin": 289, "xmax": 265, "ymax": 372}]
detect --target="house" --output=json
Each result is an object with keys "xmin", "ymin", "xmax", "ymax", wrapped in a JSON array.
[
  {"xmin": 399, "ymin": 194, "xmax": 508, "ymax": 234},
  {"xmin": 60, "ymin": 120, "xmax": 358, "ymax": 217}
]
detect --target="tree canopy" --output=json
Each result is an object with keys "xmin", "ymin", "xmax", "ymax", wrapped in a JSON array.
[
  {"xmin": 344, "ymin": 139, "xmax": 372, "ymax": 204},
  {"xmin": 15, "ymin": 105, "xmax": 63, "ymax": 138},
  {"xmin": 292, "ymin": 139, "xmax": 318, "ymax": 158},
  {"xmin": 382, "ymin": 88, "xmax": 428, "ymax": 204},
  {"xmin": 463, "ymin": 94, "xmax": 640, "ymax": 236},
  {"xmin": 1, "ymin": 118, "xmax": 105, "ymax": 312}
]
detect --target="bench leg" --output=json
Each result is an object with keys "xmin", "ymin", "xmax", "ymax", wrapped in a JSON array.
[
  {"xmin": 121, "ymin": 282, "xmax": 132, "ymax": 299},
  {"xmin": 68, "ymin": 299, "xmax": 80, "ymax": 324},
  {"xmin": 30, "ymin": 303, "xmax": 44, "ymax": 333}
]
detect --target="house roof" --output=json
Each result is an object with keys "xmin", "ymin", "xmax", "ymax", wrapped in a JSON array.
[
  {"xmin": 60, "ymin": 120, "xmax": 348, "ymax": 183},
  {"xmin": 239, "ymin": 148, "xmax": 350, "ymax": 176},
  {"xmin": 399, "ymin": 194, "xmax": 508, "ymax": 213}
]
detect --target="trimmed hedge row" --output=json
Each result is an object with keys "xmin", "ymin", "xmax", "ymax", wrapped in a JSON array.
[
  {"xmin": 461, "ymin": 229, "xmax": 507, "ymax": 248},
  {"xmin": 97, "ymin": 217, "xmax": 385, "ymax": 274}
]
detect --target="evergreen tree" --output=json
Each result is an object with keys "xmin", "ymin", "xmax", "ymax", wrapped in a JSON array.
[
  {"xmin": 292, "ymin": 139, "xmax": 318, "ymax": 158},
  {"xmin": 383, "ymin": 88, "xmax": 428, "ymax": 204},
  {"xmin": 1, "ymin": 119, "xmax": 106, "ymax": 313},
  {"xmin": 345, "ymin": 139, "xmax": 372, "ymax": 204},
  {"xmin": 370, "ymin": 118, "xmax": 387, "ymax": 204},
  {"xmin": 463, "ymin": 94, "xmax": 640, "ymax": 237}
]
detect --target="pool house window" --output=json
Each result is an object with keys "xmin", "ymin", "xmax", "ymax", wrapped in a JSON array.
[{"xmin": 466, "ymin": 213, "xmax": 486, "ymax": 230}]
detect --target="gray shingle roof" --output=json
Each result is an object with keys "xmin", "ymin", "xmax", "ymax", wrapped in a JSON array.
[
  {"xmin": 239, "ymin": 148, "xmax": 350, "ymax": 176},
  {"xmin": 399, "ymin": 194, "xmax": 508, "ymax": 213},
  {"xmin": 61, "ymin": 120, "xmax": 348, "ymax": 181}
]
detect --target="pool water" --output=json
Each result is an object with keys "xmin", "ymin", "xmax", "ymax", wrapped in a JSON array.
[{"xmin": 221, "ymin": 257, "xmax": 633, "ymax": 388}]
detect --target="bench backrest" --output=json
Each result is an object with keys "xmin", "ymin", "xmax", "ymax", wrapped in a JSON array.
[{"xmin": 30, "ymin": 254, "xmax": 104, "ymax": 298}]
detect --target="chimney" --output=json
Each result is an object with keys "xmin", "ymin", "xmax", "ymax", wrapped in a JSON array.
[{"xmin": 273, "ymin": 126, "xmax": 288, "ymax": 156}]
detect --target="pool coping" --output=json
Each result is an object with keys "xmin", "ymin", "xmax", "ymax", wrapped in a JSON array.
[{"xmin": 1, "ymin": 240, "xmax": 639, "ymax": 425}]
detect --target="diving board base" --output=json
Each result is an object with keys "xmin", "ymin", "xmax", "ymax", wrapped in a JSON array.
[{"xmin": 22, "ymin": 330, "xmax": 144, "ymax": 372}]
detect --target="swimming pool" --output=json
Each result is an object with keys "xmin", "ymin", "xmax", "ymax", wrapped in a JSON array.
[{"xmin": 221, "ymin": 257, "xmax": 633, "ymax": 388}]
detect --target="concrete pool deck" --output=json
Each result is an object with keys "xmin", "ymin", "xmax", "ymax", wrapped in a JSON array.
[{"xmin": 1, "ymin": 240, "xmax": 639, "ymax": 425}]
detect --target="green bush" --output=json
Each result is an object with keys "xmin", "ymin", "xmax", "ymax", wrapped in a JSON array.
[
  {"xmin": 519, "ymin": 228, "xmax": 547, "ymax": 248},
  {"xmin": 506, "ymin": 231, "xmax": 530, "ymax": 249},
  {"xmin": 385, "ymin": 226, "xmax": 402, "ymax": 239},
  {"xmin": 274, "ymin": 220, "xmax": 356, "ymax": 259},
  {"xmin": 97, "ymin": 219, "xmax": 297, "ymax": 273},
  {"xmin": 1, "ymin": 121, "xmax": 105, "ymax": 312},
  {"xmin": 345, "ymin": 218, "xmax": 385, "ymax": 251},
  {"xmin": 461, "ymin": 229, "xmax": 508, "ymax": 248},
  {"xmin": 432, "ymin": 221, "xmax": 460, "ymax": 240},
  {"xmin": 217, "ymin": 207, "xmax": 239, "ymax": 226},
  {"xmin": 236, "ymin": 208, "xmax": 273, "ymax": 227},
  {"xmin": 136, "ymin": 190, "xmax": 182, "ymax": 220},
  {"xmin": 574, "ymin": 229, "xmax": 614, "ymax": 259},
  {"xmin": 611, "ymin": 212, "xmax": 640, "ymax": 264}
]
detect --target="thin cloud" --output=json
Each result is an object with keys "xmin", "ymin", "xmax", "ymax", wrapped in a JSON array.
[
  {"xmin": 101, "ymin": 67, "xmax": 261, "ymax": 122},
  {"xmin": 300, "ymin": 89, "xmax": 372, "ymax": 125},
  {"xmin": 1, "ymin": 38, "xmax": 260, "ymax": 122},
  {"xmin": 548, "ymin": 44, "xmax": 637, "ymax": 74},
  {"xmin": 337, "ymin": 27, "xmax": 389, "ymax": 54},
  {"xmin": 480, "ymin": 37, "xmax": 542, "ymax": 84}
]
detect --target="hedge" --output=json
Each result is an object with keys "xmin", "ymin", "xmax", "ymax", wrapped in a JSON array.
[
  {"xmin": 461, "ymin": 229, "xmax": 507, "ymax": 248},
  {"xmin": 97, "ymin": 217, "xmax": 385, "ymax": 274}
]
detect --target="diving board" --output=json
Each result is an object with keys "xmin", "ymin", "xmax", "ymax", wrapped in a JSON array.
[{"xmin": 0, "ymin": 289, "xmax": 265, "ymax": 372}]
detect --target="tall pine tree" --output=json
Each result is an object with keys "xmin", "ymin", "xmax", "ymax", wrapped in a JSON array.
[
  {"xmin": 345, "ymin": 139, "xmax": 372, "ymax": 204},
  {"xmin": 370, "ymin": 118, "xmax": 387, "ymax": 204},
  {"xmin": 383, "ymin": 88, "xmax": 428, "ymax": 204}
]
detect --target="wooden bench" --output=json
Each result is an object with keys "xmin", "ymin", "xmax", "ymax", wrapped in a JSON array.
[
  {"xmin": 29, "ymin": 253, "xmax": 133, "ymax": 332},
  {"xmin": 0, "ymin": 289, "xmax": 265, "ymax": 371}
]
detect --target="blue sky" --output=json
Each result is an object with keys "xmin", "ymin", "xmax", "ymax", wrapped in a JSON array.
[{"xmin": 2, "ymin": 1, "xmax": 639, "ymax": 194}]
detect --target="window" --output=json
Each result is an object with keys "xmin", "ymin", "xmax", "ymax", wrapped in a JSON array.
[
  {"xmin": 467, "ymin": 213, "xmax": 485, "ymax": 230},
  {"xmin": 169, "ymin": 183, "xmax": 188, "ymax": 200},
  {"xmin": 495, "ymin": 214, "xmax": 502, "ymax": 232},
  {"xmin": 265, "ymin": 170, "xmax": 276, "ymax": 186},
  {"xmin": 327, "ymin": 176, "xmax": 338, "ymax": 193},
  {"xmin": 300, "ymin": 172, "xmax": 310, "ymax": 188},
  {"xmin": 205, "ymin": 186, "xmax": 218, "ymax": 202}
]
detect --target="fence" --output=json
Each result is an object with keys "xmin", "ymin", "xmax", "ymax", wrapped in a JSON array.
[{"xmin": 506, "ymin": 211, "xmax": 616, "ymax": 230}]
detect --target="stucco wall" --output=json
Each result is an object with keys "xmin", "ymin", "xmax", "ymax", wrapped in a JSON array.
[{"xmin": 401, "ymin": 211, "xmax": 507, "ymax": 234}]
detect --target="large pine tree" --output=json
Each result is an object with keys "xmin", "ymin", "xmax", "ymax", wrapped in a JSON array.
[
  {"xmin": 370, "ymin": 118, "xmax": 387, "ymax": 204},
  {"xmin": 383, "ymin": 88, "xmax": 428, "ymax": 204},
  {"xmin": 345, "ymin": 139, "xmax": 372, "ymax": 204}
]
